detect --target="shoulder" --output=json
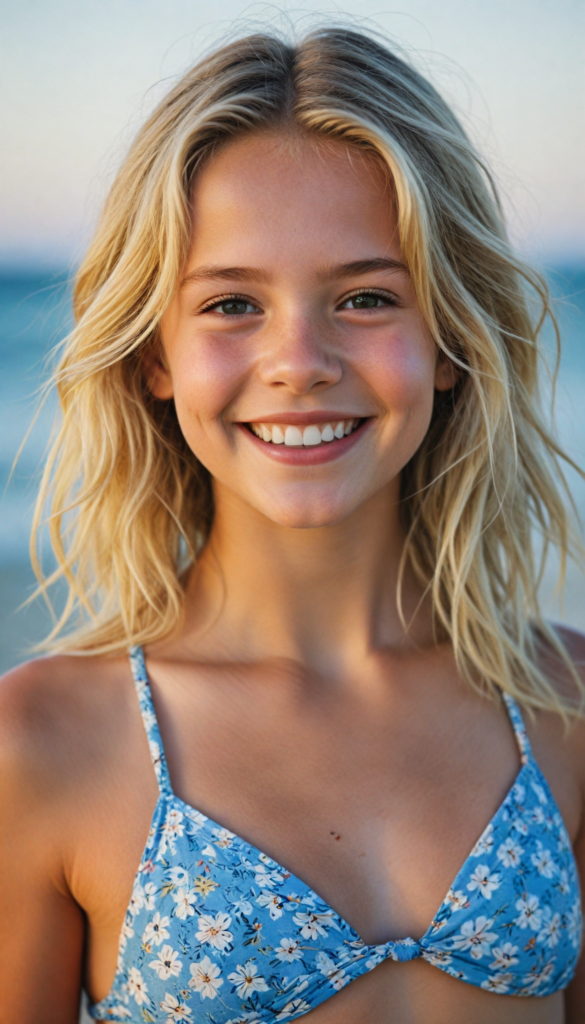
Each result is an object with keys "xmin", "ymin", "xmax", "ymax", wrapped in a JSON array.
[
  {"xmin": 0, "ymin": 653, "xmax": 134, "ymax": 806},
  {"xmin": 539, "ymin": 622, "xmax": 585, "ymax": 712},
  {"xmin": 532, "ymin": 623, "xmax": 585, "ymax": 796}
]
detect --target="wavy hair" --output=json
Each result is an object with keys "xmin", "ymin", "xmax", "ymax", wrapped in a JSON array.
[{"xmin": 32, "ymin": 26, "xmax": 583, "ymax": 715}]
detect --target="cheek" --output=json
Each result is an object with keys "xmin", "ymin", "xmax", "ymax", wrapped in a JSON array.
[
  {"xmin": 361, "ymin": 331, "xmax": 436, "ymax": 417},
  {"xmin": 170, "ymin": 337, "xmax": 249, "ymax": 446}
]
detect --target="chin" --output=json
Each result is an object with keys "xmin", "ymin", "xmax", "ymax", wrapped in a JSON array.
[{"xmin": 256, "ymin": 491, "xmax": 362, "ymax": 530}]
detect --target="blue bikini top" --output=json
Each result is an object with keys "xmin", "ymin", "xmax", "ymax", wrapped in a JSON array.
[{"xmin": 89, "ymin": 646, "xmax": 582, "ymax": 1021}]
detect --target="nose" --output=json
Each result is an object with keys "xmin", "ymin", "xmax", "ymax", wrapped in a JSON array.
[{"xmin": 258, "ymin": 313, "xmax": 343, "ymax": 394}]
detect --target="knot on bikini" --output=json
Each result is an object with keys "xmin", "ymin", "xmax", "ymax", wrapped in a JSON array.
[{"xmin": 387, "ymin": 938, "xmax": 422, "ymax": 962}]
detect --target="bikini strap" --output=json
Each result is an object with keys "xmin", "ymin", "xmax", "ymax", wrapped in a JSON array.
[
  {"xmin": 500, "ymin": 689, "xmax": 533, "ymax": 766},
  {"xmin": 129, "ymin": 645, "xmax": 173, "ymax": 796}
]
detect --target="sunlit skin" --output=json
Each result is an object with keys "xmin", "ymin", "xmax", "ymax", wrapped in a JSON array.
[{"xmin": 0, "ymin": 133, "xmax": 584, "ymax": 1023}]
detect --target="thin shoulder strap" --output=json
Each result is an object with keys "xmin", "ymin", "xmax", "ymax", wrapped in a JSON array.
[
  {"xmin": 129, "ymin": 646, "xmax": 173, "ymax": 796},
  {"xmin": 500, "ymin": 690, "xmax": 533, "ymax": 766}
]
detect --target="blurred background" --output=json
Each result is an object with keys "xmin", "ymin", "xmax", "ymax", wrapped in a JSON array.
[{"xmin": 1, "ymin": 0, "xmax": 584, "ymax": 678}]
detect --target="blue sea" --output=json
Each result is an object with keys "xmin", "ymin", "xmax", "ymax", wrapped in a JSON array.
[{"xmin": 1, "ymin": 267, "xmax": 584, "ymax": 673}]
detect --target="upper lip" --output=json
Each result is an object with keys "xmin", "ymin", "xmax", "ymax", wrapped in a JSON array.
[{"xmin": 240, "ymin": 412, "xmax": 370, "ymax": 426}]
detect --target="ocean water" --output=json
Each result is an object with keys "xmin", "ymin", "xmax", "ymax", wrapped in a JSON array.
[{"xmin": 0, "ymin": 267, "xmax": 584, "ymax": 674}]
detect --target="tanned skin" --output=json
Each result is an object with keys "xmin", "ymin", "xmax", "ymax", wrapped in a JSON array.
[{"xmin": 1, "ymin": 135, "xmax": 584, "ymax": 1023}]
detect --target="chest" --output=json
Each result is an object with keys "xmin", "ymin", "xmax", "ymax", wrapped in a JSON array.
[
  {"xmin": 134, "ymin": 661, "xmax": 527, "ymax": 943},
  {"xmin": 78, "ymin": 659, "xmax": 580, "ymax": 1011}
]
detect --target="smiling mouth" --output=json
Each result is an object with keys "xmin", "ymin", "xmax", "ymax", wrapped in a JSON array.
[{"xmin": 246, "ymin": 418, "xmax": 365, "ymax": 447}]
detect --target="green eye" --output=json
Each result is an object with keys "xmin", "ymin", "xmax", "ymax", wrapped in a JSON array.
[
  {"xmin": 217, "ymin": 299, "xmax": 252, "ymax": 315},
  {"xmin": 349, "ymin": 294, "xmax": 382, "ymax": 309}
]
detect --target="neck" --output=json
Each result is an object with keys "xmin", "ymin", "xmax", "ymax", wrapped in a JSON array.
[{"xmin": 180, "ymin": 479, "xmax": 434, "ymax": 678}]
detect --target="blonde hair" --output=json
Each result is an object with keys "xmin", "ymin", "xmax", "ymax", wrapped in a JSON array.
[{"xmin": 33, "ymin": 26, "xmax": 584, "ymax": 715}]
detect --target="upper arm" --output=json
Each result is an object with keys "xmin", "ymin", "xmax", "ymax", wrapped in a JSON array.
[
  {"xmin": 0, "ymin": 660, "xmax": 85, "ymax": 1022},
  {"xmin": 548, "ymin": 626, "xmax": 585, "ymax": 1022}
]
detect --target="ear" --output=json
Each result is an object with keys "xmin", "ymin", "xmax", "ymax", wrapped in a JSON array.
[
  {"xmin": 434, "ymin": 351, "xmax": 460, "ymax": 392},
  {"xmin": 142, "ymin": 341, "xmax": 174, "ymax": 400}
]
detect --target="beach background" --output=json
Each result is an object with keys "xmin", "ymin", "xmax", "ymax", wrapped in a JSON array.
[{"xmin": 0, "ymin": 0, "xmax": 583, "ymax": 1015}]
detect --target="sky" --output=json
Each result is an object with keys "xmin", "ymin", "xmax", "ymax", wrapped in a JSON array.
[{"xmin": 1, "ymin": 0, "xmax": 584, "ymax": 268}]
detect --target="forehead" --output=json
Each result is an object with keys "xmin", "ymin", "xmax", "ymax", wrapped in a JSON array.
[{"xmin": 186, "ymin": 133, "xmax": 400, "ymax": 268}]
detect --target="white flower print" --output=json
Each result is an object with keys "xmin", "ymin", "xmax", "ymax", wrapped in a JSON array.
[
  {"xmin": 512, "ymin": 782, "xmax": 525, "ymax": 803},
  {"xmin": 201, "ymin": 844, "xmax": 217, "ymax": 861},
  {"xmin": 127, "ymin": 967, "xmax": 149, "ymax": 1005},
  {"xmin": 230, "ymin": 896, "xmax": 253, "ymax": 917},
  {"xmin": 496, "ymin": 839, "xmax": 523, "ymax": 868},
  {"xmin": 314, "ymin": 952, "xmax": 349, "ymax": 990},
  {"xmin": 253, "ymin": 863, "xmax": 285, "ymax": 889},
  {"xmin": 274, "ymin": 937, "xmax": 303, "ymax": 962},
  {"xmin": 228, "ymin": 960, "xmax": 269, "ymax": 997},
  {"xmin": 293, "ymin": 911, "xmax": 338, "ymax": 940},
  {"xmin": 128, "ymin": 883, "xmax": 145, "ymax": 917},
  {"xmin": 445, "ymin": 888, "xmax": 469, "ymax": 911},
  {"xmin": 470, "ymin": 824, "xmax": 494, "ymax": 857},
  {"xmin": 490, "ymin": 943, "xmax": 519, "ymax": 969},
  {"xmin": 538, "ymin": 907, "xmax": 562, "ymax": 948},
  {"xmin": 173, "ymin": 886, "xmax": 198, "ymax": 920},
  {"xmin": 109, "ymin": 1006, "xmax": 132, "ymax": 1020},
  {"xmin": 557, "ymin": 827, "xmax": 570, "ymax": 853},
  {"xmin": 515, "ymin": 894, "xmax": 542, "ymax": 931},
  {"xmin": 189, "ymin": 955, "xmax": 224, "ymax": 999},
  {"xmin": 196, "ymin": 912, "xmax": 234, "ymax": 951},
  {"xmin": 567, "ymin": 901, "xmax": 582, "ymax": 949},
  {"xmin": 185, "ymin": 808, "xmax": 208, "ymax": 834},
  {"xmin": 556, "ymin": 869, "xmax": 570, "ymax": 896},
  {"xmin": 511, "ymin": 817, "xmax": 529, "ymax": 836},
  {"xmin": 159, "ymin": 992, "xmax": 193, "ymax": 1021},
  {"xmin": 531, "ymin": 841, "xmax": 556, "ymax": 879},
  {"xmin": 149, "ymin": 944, "xmax": 183, "ymax": 980},
  {"xmin": 143, "ymin": 912, "xmax": 171, "ymax": 947},
  {"xmin": 531, "ymin": 781, "xmax": 548, "ymax": 805},
  {"xmin": 143, "ymin": 707, "xmax": 157, "ymax": 733},
  {"xmin": 160, "ymin": 808, "xmax": 185, "ymax": 856},
  {"xmin": 169, "ymin": 866, "xmax": 190, "ymax": 887},
  {"xmin": 213, "ymin": 827, "xmax": 236, "ymax": 848},
  {"xmin": 149, "ymin": 740, "xmax": 163, "ymax": 778},
  {"xmin": 522, "ymin": 960, "xmax": 555, "ymax": 994},
  {"xmin": 480, "ymin": 972, "xmax": 512, "ymax": 993},
  {"xmin": 119, "ymin": 920, "xmax": 134, "ymax": 952},
  {"xmin": 466, "ymin": 865, "xmax": 501, "ymax": 900},
  {"xmin": 529, "ymin": 806, "xmax": 546, "ymax": 826},
  {"xmin": 450, "ymin": 916, "xmax": 497, "ymax": 960},
  {"xmin": 422, "ymin": 950, "xmax": 452, "ymax": 967},
  {"xmin": 257, "ymin": 891, "xmax": 284, "ymax": 919},
  {"xmin": 275, "ymin": 999, "xmax": 312, "ymax": 1020},
  {"xmin": 144, "ymin": 881, "xmax": 157, "ymax": 910}
]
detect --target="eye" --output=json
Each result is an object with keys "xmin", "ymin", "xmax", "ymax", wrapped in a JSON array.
[
  {"xmin": 339, "ymin": 290, "xmax": 398, "ymax": 311},
  {"xmin": 200, "ymin": 295, "xmax": 260, "ymax": 316}
]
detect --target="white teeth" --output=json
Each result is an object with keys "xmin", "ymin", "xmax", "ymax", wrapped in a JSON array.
[
  {"xmin": 284, "ymin": 425, "xmax": 304, "ymax": 446},
  {"xmin": 302, "ymin": 425, "xmax": 322, "ymax": 446},
  {"xmin": 249, "ymin": 419, "xmax": 361, "ymax": 446}
]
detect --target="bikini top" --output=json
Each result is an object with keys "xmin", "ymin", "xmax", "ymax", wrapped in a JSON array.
[{"xmin": 89, "ymin": 646, "xmax": 582, "ymax": 1022}]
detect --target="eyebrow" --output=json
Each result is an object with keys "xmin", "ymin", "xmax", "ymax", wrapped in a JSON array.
[{"xmin": 180, "ymin": 257, "xmax": 408, "ymax": 289}]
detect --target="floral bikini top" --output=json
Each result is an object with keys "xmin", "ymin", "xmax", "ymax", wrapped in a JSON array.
[{"xmin": 89, "ymin": 646, "xmax": 582, "ymax": 1022}]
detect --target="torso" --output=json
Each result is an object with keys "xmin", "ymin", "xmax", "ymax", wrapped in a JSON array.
[{"xmin": 39, "ymin": 639, "xmax": 582, "ymax": 1021}]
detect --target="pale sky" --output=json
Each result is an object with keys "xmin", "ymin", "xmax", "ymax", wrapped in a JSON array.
[{"xmin": 1, "ymin": 0, "xmax": 584, "ymax": 267}]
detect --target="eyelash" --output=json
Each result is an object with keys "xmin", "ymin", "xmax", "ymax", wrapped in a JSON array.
[{"xmin": 197, "ymin": 288, "xmax": 399, "ymax": 317}]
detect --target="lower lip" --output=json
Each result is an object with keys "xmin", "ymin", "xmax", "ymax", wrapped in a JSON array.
[{"xmin": 238, "ymin": 420, "xmax": 371, "ymax": 465}]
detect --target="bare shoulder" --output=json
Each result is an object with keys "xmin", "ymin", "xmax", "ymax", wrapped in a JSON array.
[
  {"xmin": 534, "ymin": 623, "xmax": 585, "ymax": 792},
  {"xmin": 0, "ymin": 652, "xmax": 134, "ymax": 807}
]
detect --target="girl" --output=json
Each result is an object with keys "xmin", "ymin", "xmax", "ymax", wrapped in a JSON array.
[{"xmin": 1, "ymin": 26, "xmax": 584, "ymax": 1024}]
